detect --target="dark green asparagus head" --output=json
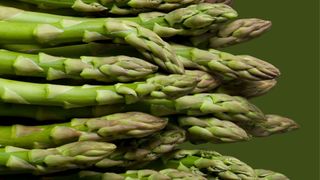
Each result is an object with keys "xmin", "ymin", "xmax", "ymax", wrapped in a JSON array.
[
  {"xmin": 177, "ymin": 116, "xmax": 251, "ymax": 144},
  {"xmin": 248, "ymin": 114, "xmax": 299, "ymax": 137},
  {"xmin": 163, "ymin": 149, "xmax": 256, "ymax": 179}
]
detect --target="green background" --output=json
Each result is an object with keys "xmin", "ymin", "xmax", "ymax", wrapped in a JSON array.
[{"xmin": 182, "ymin": 0, "xmax": 320, "ymax": 179}]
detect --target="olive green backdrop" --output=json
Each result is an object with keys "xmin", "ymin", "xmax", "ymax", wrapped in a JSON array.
[{"xmin": 181, "ymin": 0, "xmax": 320, "ymax": 179}]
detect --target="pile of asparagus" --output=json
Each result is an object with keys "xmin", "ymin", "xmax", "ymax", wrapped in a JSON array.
[{"xmin": 0, "ymin": 0, "xmax": 298, "ymax": 179}]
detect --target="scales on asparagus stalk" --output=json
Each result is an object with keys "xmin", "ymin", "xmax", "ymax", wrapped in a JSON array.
[
  {"xmin": 188, "ymin": 18, "xmax": 272, "ymax": 48},
  {"xmin": 215, "ymin": 79, "xmax": 277, "ymax": 98},
  {"xmin": 95, "ymin": 125, "xmax": 186, "ymax": 169},
  {"xmin": 12, "ymin": 0, "xmax": 206, "ymax": 15},
  {"xmin": 162, "ymin": 149, "xmax": 256, "ymax": 179},
  {"xmin": 2, "ymin": 43, "xmax": 281, "ymax": 82},
  {"xmin": 205, "ymin": 0, "xmax": 233, "ymax": 6},
  {"xmin": 0, "ymin": 4, "xmax": 238, "ymax": 37},
  {"xmin": 0, "ymin": 49, "xmax": 158, "ymax": 83},
  {"xmin": 0, "ymin": 141, "xmax": 116, "ymax": 175},
  {"xmin": 254, "ymin": 169, "xmax": 290, "ymax": 180},
  {"xmin": 0, "ymin": 112, "xmax": 167, "ymax": 149},
  {"xmin": 0, "ymin": 73, "xmax": 200, "ymax": 108},
  {"xmin": 0, "ymin": 20, "xmax": 184, "ymax": 74}
]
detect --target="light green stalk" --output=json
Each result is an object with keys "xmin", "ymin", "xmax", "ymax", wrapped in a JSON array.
[
  {"xmin": 189, "ymin": 18, "xmax": 272, "ymax": 48},
  {"xmin": 177, "ymin": 116, "xmax": 250, "ymax": 144},
  {"xmin": 205, "ymin": 0, "xmax": 233, "ymax": 6},
  {"xmin": 0, "ymin": 20, "xmax": 184, "ymax": 74},
  {"xmin": 215, "ymin": 79, "xmax": 277, "ymax": 98},
  {"xmin": 255, "ymin": 169, "xmax": 290, "ymax": 180},
  {"xmin": 0, "ymin": 49, "xmax": 158, "ymax": 83},
  {"xmin": 0, "ymin": 141, "xmax": 116, "ymax": 175},
  {"xmin": 0, "ymin": 112, "xmax": 167, "ymax": 149},
  {"xmin": 162, "ymin": 149, "xmax": 256, "ymax": 179},
  {"xmin": 1, "ymin": 43, "xmax": 280, "ymax": 81},
  {"xmin": 243, "ymin": 114, "xmax": 299, "ymax": 137},
  {"xmin": 0, "ymin": 4, "xmax": 237, "ymax": 37},
  {"xmin": 14, "ymin": 0, "xmax": 205, "ymax": 15},
  {"xmin": 95, "ymin": 125, "xmax": 186, "ymax": 169},
  {"xmin": 0, "ymin": 73, "xmax": 199, "ymax": 108}
]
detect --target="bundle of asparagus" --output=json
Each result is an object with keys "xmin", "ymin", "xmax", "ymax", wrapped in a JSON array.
[{"xmin": 0, "ymin": 0, "xmax": 297, "ymax": 179}]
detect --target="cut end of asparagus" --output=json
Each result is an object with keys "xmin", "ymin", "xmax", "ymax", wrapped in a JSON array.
[{"xmin": 249, "ymin": 114, "xmax": 299, "ymax": 137}]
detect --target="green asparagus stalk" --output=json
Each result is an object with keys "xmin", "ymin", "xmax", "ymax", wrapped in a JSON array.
[
  {"xmin": 0, "ymin": 49, "xmax": 158, "ymax": 83},
  {"xmin": 177, "ymin": 116, "xmax": 250, "ymax": 144},
  {"xmin": 1, "ymin": 43, "xmax": 280, "ymax": 81},
  {"xmin": 0, "ymin": 73, "xmax": 199, "ymax": 108},
  {"xmin": 78, "ymin": 169, "xmax": 207, "ymax": 180},
  {"xmin": 0, "ymin": 141, "xmax": 116, "ymax": 175},
  {"xmin": 0, "ymin": 112, "xmax": 167, "ymax": 149},
  {"xmin": 0, "ymin": 93, "xmax": 266, "ymax": 124},
  {"xmin": 0, "ymin": 4, "xmax": 237, "ymax": 38},
  {"xmin": 254, "ymin": 169, "xmax": 290, "ymax": 180},
  {"xmin": 14, "ymin": 0, "xmax": 205, "ymax": 15},
  {"xmin": 162, "ymin": 149, "xmax": 256, "ymax": 179},
  {"xmin": 0, "ymin": 20, "xmax": 184, "ymax": 74},
  {"xmin": 243, "ymin": 114, "xmax": 299, "ymax": 137},
  {"xmin": 189, "ymin": 18, "xmax": 272, "ymax": 48},
  {"xmin": 215, "ymin": 79, "xmax": 277, "ymax": 98},
  {"xmin": 95, "ymin": 125, "xmax": 186, "ymax": 169},
  {"xmin": 205, "ymin": 0, "xmax": 233, "ymax": 6},
  {"xmin": 185, "ymin": 70, "xmax": 222, "ymax": 94}
]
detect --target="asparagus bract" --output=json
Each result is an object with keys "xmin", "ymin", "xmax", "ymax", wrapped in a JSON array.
[
  {"xmin": 0, "ymin": 49, "xmax": 158, "ymax": 83},
  {"xmin": 255, "ymin": 169, "xmax": 290, "ymax": 180},
  {"xmin": 0, "ymin": 141, "xmax": 116, "ymax": 175},
  {"xmin": 177, "ymin": 116, "xmax": 250, "ymax": 144},
  {"xmin": 162, "ymin": 149, "xmax": 256, "ymax": 179},
  {"xmin": 0, "ymin": 112, "xmax": 167, "ymax": 149},
  {"xmin": 205, "ymin": 0, "xmax": 233, "ymax": 6},
  {"xmin": 185, "ymin": 70, "xmax": 221, "ymax": 94},
  {"xmin": 14, "ymin": 0, "xmax": 205, "ymax": 15},
  {"xmin": 0, "ymin": 20, "xmax": 184, "ymax": 74},
  {"xmin": 215, "ymin": 79, "xmax": 277, "ymax": 98},
  {"xmin": 190, "ymin": 18, "xmax": 272, "ymax": 48},
  {"xmin": 95, "ymin": 125, "xmax": 186, "ymax": 168},
  {"xmin": 0, "ymin": 73, "xmax": 199, "ymax": 108}
]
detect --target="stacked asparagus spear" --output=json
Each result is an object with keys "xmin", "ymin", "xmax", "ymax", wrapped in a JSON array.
[{"xmin": 0, "ymin": 1, "xmax": 297, "ymax": 179}]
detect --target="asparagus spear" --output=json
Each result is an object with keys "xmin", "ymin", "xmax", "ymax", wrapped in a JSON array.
[
  {"xmin": 14, "ymin": 0, "xmax": 206, "ymax": 15},
  {"xmin": 205, "ymin": 0, "xmax": 233, "ymax": 6},
  {"xmin": 0, "ymin": 112, "xmax": 167, "ymax": 149},
  {"xmin": 0, "ymin": 141, "xmax": 116, "ymax": 175},
  {"xmin": 0, "ymin": 4, "xmax": 237, "ymax": 37},
  {"xmin": 189, "ymin": 18, "xmax": 272, "ymax": 48},
  {"xmin": 162, "ymin": 149, "xmax": 256, "ymax": 179},
  {"xmin": 0, "ymin": 49, "xmax": 158, "ymax": 83},
  {"xmin": 0, "ymin": 20, "xmax": 184, "ymax": 74},
  {"xmin": 95, "ymin": 125, "xmax": 186, "ymax": 169},
  {"xmin": 1, "ymin": 43, "xmax": 280, "ymax": 82},
  {"xmin": 255, "ymin": 169, "xmax": 290, "ymax": 180},
  {"xmin": 215, "ymin": 79, "xmax": 277, "ymax": 98},
  {"xmin": 177, "ymin": 116, "xmax": 250, "ymax": 144},
  {"xmin": 185, "ymin": 70, "xmax": 222, "ymax": 94},
  {"xmin": 243, "ymin": 114, "xmax": 299, "ymax": 137},
  {"xmin": 0, "ymin": 73, "xmax": 199, "ymax": 108}
]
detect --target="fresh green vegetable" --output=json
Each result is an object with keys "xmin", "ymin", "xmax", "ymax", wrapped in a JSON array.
[
  {"xmin": 0, "ymin": 49, "xmax": 158, "ymax": 83},
  {"xmin": 189, "ymin": 18, "xmax": 272, "ymax": 48},
  {"xmin": 0, "ymin": 141, "xmax": 116, "ymax": 175},
  {"xmin": 0, "ymin": 112, "xmax": 167, "ymax": 149},
  {"xmin": 0, "ymin": 4, "xmax": 237, "ymax": 37},
  {"xmin": 0, "ymin": 73, "xmax": 199, "ymax": 108},
  {"xmin": 255, "ymin": 169, "xmax": 290, "ymax": 180}
]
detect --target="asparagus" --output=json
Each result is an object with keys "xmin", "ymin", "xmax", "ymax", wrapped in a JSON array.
[
  {"xmin": 0, "ymin": 49, "xmax": 158, "ymax": 83},
  {"xmin": 255, "ymin": 169, "xmax": 290, "ymax": 180},
  {"xmin": 0, "ymin": 20, "xmax": 184, "ymax": 74},
  {"xmin": 177, "ymin": 116, "xmax": 250, "ymax": 144},
  {"xmin": 95, "ymin": 125, "xmax": 186, "ymax": 169},
  {"xmin": 215, "ymin": 79, "xmax": 277, "ymax": 98},
  {"xmin": 243, "ymin": 114, "xmax": 299, "ymax": 137},
  {"xmin": 1, "ymin": 43, "xmax": 280, "ymax": 81},
  {"xmin": 0, "ymin": 141, "xmax": 116, "ymax": 175},
  {"xmin": 189, "ymin": 18, "xmax": 272, "ymax": 48},
  {"xmin": 162, "ymin": 149, "xmax": 256, "ymax": 179},
  {"xmin": 0, "ymin": 4, "xmax": 237, "ymax": 37},
  {"xmin": 0, "ymin": 73, "xmax": 199, "ymax": 108},
  {"xmin": 205, "ymin": 0, "xmax": 233, "ymax": 6},
  {"xmin": 0, "ymin": 112, "xmax": 167, "ymax": 149},
  {"xmin": 14, "ymin": 0, "xmax": 206, "ymax": 15},
  {"xmin": 185, "ymin": 70, "xmax": 221, "ymax": 94}
]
